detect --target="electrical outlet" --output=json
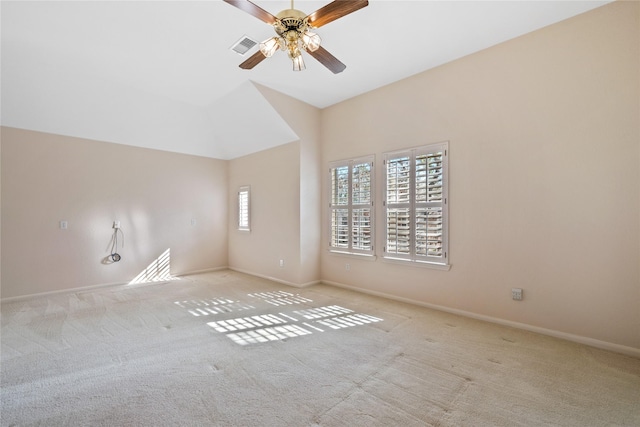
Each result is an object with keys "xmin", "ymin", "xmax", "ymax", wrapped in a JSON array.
[
  {"xmin": 512, "ymin": 288, "xmax": 523, "ymax": 301},
  {"xmin": 345, "ymin": 263, "xmax": 350, "ymax": 271},
  {"xmin": 279, "ymin": 259, "xmax": 284, "ymax": 268},
  {"xmin": 113, "ymin": 221, "xmax": 120, "ymax": 229},
  {"xmin": 191, "ymin": 218, "xmax": 197, "ymax": 226},
  {"xmin": 59, "ymin": 220, "xmax": 68, "ymax": 230}
]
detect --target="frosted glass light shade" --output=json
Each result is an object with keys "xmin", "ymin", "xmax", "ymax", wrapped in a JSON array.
[
  {"xmin": 292, "ymin": 53, "xmax": 305, "ymax": 71},
  {"xmin": 259, "ymin": 37, "xmax": 280, "ymax": 57},
  {"xmin": 302, "ymin": 31, "xmax": 321, "ymax": 52}
]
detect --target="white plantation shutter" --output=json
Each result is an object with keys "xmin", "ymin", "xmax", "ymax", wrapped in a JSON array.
[
  {"xmin": 385, "ymin": 156, "xmax": 411, "ymax": 257},
  {"xmin": 238, "ymin": 186, "xmax": 250, "ymax": 231},
  {"xmin": 384, "ymin": 143, "xmax": 448, "ymax": 264},
  {"xmin": 330, "ymin": 165, "xmax": 349, "ymax": 248},
  {"xmin": 329, "ymin": 156, "xmax": 374, "ymax": 255}
]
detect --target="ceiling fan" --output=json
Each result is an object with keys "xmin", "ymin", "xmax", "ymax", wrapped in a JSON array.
[{"xmin": 223, "ymin": 0, "xmax": 369, "ymax": 73}]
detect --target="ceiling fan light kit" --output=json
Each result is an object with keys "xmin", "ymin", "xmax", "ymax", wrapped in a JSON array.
[
  {"xmin": 292, "ymin": 52, "xmax": 305, "ymax": 71},
  {"xmin": 259, "ymin": 37, "xmax": 280, "ymax": 57},
  {"xmin": 224, "ymin": 0, "xmax": 369, "ymax": 74}
]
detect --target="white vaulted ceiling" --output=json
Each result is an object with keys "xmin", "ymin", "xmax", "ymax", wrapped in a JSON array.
[{"xmin": 1, "ymin": 0, "xmax": 612, "ymax": 159}]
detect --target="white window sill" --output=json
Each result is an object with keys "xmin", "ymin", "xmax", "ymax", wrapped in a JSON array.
[
  {"xmin": 382, "ymin": 256, "xmax": 451, "ymax": 271},
  {"xmin": 327, "ymin": 250, "xmax": 377, "ymax": 262}
]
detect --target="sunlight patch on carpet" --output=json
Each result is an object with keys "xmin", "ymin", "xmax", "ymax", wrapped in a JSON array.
[
  {"xmin": 174, "ymin": 298, "xmax": 255, "ymax": 317},
  {"xmin": 294, "ymin": 305, "xmax": 354, "ymax": 319},
  {"xmin": 247, "ymin": 291, "xmax": 313, "ymax": 306},
  {"xmin": 129, "ymin": 248, "xmax": 179, "ymax": 285},
  {"xmin": 173, "ymin": 290, "xmax": 384, "ymax": 346},
  {"xmin": 226, "ymin": 324, "xmax": 313, "ymax": 345},
  {"xmin": 201, "ymin": 299, "xmax": 383, "ymax": 345},
  {"xmin": 207, "ymin": 314, "xmax": 290, "ymax": 333}
]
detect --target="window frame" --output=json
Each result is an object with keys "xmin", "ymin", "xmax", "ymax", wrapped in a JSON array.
[
  {"xmin": 328, "ymin": 155, "xmax": 375, "ymax": 256},
  {"xmin": 238, "ymin": 185, "xmax": 251, "ymax": 232},
  {"xmin": 383, "ymin": 142, "xmax": 449, "ymax": 266}
]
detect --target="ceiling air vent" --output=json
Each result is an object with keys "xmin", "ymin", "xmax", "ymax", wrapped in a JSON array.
[{"xmin": 230, "ymin": 35, "xmax": 258, "ymax": 56}]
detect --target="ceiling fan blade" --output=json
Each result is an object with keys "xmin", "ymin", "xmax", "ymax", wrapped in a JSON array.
[
  {"xmin": 307, "ymin": 46, "xmax": 346, "ymax": 74},
  {"xmin": 223, "ymin": 0, "xmax": 277, "ymax": 25},
  {"xmin": 306, "ymin": 0, "xmax": 369, "ymax": 28},
  {"xmin": 239, "ymin": 50, "xmax": 267, "ymax": 70}
]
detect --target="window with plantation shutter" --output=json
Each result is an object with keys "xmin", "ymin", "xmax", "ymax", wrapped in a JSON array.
[
  {"xmin": 384, "ymin": 143, "xmax": 448, "ymax": 265},
  {"xmin": 329, "ymin": 156, "xmax": 374, "ymax": 255},
  {"xmin": 238, "ymin": 186, "xmax": 250, "ymax": 231}
]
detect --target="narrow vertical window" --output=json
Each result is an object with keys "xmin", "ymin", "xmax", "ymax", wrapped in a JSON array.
[
  {"xmin": 329, "ymin": 156, "xmax": 374, "ymax": 255},
  {"xmin": 384, "ymin": 142, "xmax": 448, "ymax": 265},
  {"xmin": 238, "ymin": 186, "xmax": 250, "ymax": 231}
]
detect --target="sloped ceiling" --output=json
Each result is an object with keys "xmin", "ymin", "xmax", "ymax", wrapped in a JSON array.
[
  {"xmin": 208, "ymin": 81, "xmax": 299, "ymax": 159},
  {"xmin": 0, "ymin": 1, "xmax": 612, "ymax": 160}
]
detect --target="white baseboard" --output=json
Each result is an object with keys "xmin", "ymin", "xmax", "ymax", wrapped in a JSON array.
[
  {"xmin": 1, "ymin": 280, "xmax": 130, "ymax": 303},
  {"xmin": 322, "ymin": 279, "xmax": 640, "ymax": 359},
  {"xmin": 175, "ymin": 266, "xmax": 228, "ymax": 277},
  {"xmin": 1, "ymin": 266, "xmax": 229, "ymax": 303},
  {"xmin": 228, "ymin": 267, "xmax": 320, "ymax": 288}
]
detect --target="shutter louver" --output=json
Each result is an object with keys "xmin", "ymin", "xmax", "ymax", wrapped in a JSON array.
[
  {"xmin": 415, "ymin": 151, "xmax": 444, "ymax": 259},
  {"xmin": 384, "ymin": 144, "xmax": 447, "ymax": 264},
  {"xmin": 427, "ymin": 207, "xmax": 443, "ymax": 257},
  {"xmin": 332, "ymin": 166, "xmax": 349, "ymax": 206},
  {"xmin": 386, "ymin": 157, "xmax": 411, "ymax": 204},
  {"xmin": 386, "ymin": 208, "xmax": 410, "ymax": 255},
  {"xmin": 331, "ymin": 209, "xmax": 349, "ymax": 248},
  {"xmin": 426, "ymin": 153, "xmax": 443, "ymax": 202},
  {"xmin": 352, "ymin": 163, "xmax": 371, "ymax": 205},
  {"xmin": 238, "ymin": 187, "xmax": 250, "ymax": 231},
  {"xmin": 352, "ymin": 208, "xmax": 371, "ymax": 250},
  {"xmin": 385, "ymin": 153, "xmax": 412, "ymax": 259},
  {"xmin": 351, "ymin": 162, "xmax": 372, "ymax": 251},
  {"xmin": 329, "ymin": 157, "xmax": 374, "ymax": 255},
  {"xmin": 416, "ymin": 207, "xmax": 443, "ymax": 257}
]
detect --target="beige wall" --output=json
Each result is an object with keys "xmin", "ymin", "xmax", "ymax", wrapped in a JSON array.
[
  {"xmin": 1, "ymin": 127, "xmax": 228, "ymax": 298},
  {"xmin": 320, "ymin": 1, "xmax": 640, "ymax": 350},
  {"xmin": 256, "ymin": 84, "xmax": 322, "ymax": 285},
  {"xmin": 228, "ymin": 86, "xmax": 322, "ymax": 287},
  {"xmin": 228, "ymin": 142, "xmax": 302, "ymax": 284}
]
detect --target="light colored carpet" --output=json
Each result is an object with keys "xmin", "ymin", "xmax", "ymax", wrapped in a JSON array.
[{"xmin": 1, "ymin": 270, "xmax": 639, "ymax": 426}]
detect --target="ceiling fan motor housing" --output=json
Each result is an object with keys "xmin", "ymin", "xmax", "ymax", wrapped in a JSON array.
[
  {"xmin": 275, "ymin": 9, "xmax": 310, "ymax": 36},
  {"xmin": 275, "ymin": 8, "xmax": 307, "ymax": 22},
  {"xmin": 274, "ymin": 9, "xmax": 315, "ymax": 59}
]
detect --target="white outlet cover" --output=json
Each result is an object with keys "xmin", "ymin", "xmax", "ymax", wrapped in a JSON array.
[{"xmin": 512, "ymin": 288, "xmax": 523, "ymax": 300}]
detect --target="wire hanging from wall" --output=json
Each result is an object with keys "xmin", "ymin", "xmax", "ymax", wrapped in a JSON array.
[{"xmin": 110, "ymin": 225, "xmax": 124, "ymax": 262}]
